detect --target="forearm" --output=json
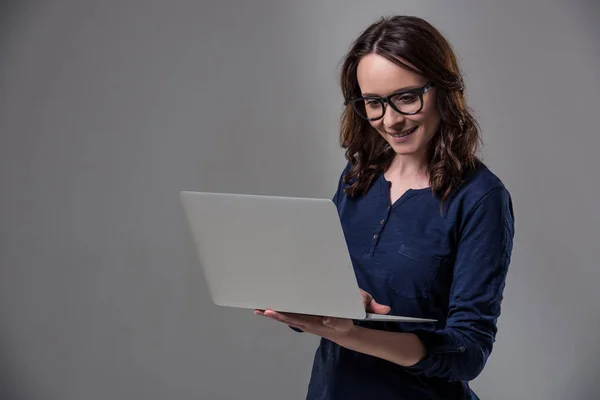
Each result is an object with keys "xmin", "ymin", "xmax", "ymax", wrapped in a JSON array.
[{"xmin": 331, "ymin": 326, "xmax": 426, "ymax": 367}]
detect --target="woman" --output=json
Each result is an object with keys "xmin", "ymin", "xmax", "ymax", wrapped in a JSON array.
[{"xmin": 255, "ymin": 15, "xmax": 514, "ymax": 400}]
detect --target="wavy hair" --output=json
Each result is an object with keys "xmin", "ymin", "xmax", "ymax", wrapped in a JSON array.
[{"xmin": 339, "ymin": 15, "xmax": 481, "ymax": 206}]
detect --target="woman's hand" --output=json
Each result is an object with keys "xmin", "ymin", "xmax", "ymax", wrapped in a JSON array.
[
  {"xmin": 255, "ymin": 291, "xmax": 426, "ymax": 367},
  {"xmin": 254, "ymin": 289, "xmax": 391, "ymax": 340},
  {"xmin": 358, "ymin": 289, "xmax": 391, "ymax": 314}
]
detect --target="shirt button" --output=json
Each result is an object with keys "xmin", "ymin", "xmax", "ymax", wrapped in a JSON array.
[
  {"xmin": 380, "ymin": 219, "xmax": 385, "ymax": 225},
  {"xmin": 373, "ymin": 234, "xmax": 378, "ymax": 240},
  {"xmin": 459, "ymin": 346, "xmax": 466, "ymax": 352}
]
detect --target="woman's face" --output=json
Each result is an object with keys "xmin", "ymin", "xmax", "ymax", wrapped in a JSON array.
[{"xmin": 356, "ymin": 53, "xmax": 441, "ymax": 159}]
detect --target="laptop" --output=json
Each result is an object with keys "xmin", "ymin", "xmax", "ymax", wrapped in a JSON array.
[{"xmin": 180, "ymin": 191, "xmax": 436, "ymax": 323}]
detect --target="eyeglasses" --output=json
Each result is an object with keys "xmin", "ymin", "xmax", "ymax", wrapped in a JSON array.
[{"xmin": 346, "ymin": 82, "xmax": 434, "ymax": 121}]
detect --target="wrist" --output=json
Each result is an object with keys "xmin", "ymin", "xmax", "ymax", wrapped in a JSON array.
[
  {"xmin": 329, "ymin": 321, "xmax": 362, "ymax": 346},
  {"xmin": 328, "ymin": 326, "xmax": 428, "ymax": 368}
]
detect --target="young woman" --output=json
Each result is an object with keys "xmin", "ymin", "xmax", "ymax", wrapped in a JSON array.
[{"xmin": 255, "ymin": 15, "xmax": 515, "ymax": 400}]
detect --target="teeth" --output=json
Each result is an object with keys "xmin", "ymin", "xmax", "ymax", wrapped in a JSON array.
[{"xmin": 392, "ymin": 127, "xmax": 416, "ymax": 137}]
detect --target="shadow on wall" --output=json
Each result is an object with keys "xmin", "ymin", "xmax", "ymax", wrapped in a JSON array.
[
  {"xmin": 0, "ymin": 0, "xmax": 24, "ymax": 23},
  {"xmin": 0, "ymin": 1, "xmax": 18, "ymax": 57},
  {"xmin": 0, "ymin": 0, "xmax": 31, "ymax": 42},
  {"xmin": 0, "ymin": 340, "xmax": 39, "ymax": 400},
  {"xmin": 570, "ymin": 347, "xmax": 600, "ymax": 399},
  {"xmin": 2, "ymin": 4, "xmax": 39, "ymax": 399},
  {"xmin": 0, "ymin": 355, "xmax": 19, "ymax": 400}
]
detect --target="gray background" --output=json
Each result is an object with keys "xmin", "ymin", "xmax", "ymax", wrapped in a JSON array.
[{"xmin": 1, "ymin": 0, "xmax": 599, "ymax": 399}]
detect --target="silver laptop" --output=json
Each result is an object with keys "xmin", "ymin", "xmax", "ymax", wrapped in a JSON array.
[{"xmin": 180, "ymin": 191, "xmax": 436, "ymax": 323}]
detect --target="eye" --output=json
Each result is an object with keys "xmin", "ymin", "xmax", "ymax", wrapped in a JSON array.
[
  {"xmin": 392, "ymin": 92, "xmax": 419, "ymax": 104},
  {"xmin": 364, "ymin": 99, "xmax": 382, "ymax": 109}
]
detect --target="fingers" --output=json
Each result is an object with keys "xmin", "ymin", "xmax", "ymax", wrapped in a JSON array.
[
  {"xmin": 255, "ymin": 309, "xmax": 310, "ymax": 330},
  {"xmin": 255, "ymin": 309, "xmax": 348, "ymax": 333},
  {"xmin": 255, "ymin": 309, "xmax": 285, "ymax": 320},
  {"xmin": 256, "ymin": 310, "xmax": 300, "ymax": 330},
  {"xmin": 255, "ymin": 309, "xmax": 357, "ymax": 338}
]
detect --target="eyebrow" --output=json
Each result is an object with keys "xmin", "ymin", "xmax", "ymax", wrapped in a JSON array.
[{"xmin": 361, "ymin": 85, "xmax": 422, "ymax": 97}]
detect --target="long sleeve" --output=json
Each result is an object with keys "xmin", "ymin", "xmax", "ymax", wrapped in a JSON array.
[{"xmin": 404, "ymin": 186, "xmax": 515, "ymax": 382}]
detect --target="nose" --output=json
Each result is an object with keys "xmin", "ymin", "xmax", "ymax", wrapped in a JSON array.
[{"xmin": 382, "ymin": 103, "xmax": 406, "ymax": 128}]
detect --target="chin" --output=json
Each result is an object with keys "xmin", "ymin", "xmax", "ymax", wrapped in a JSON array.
[
  {"xmin": 390, "ymin": 145, "xmax": 421, "ymax": 156},
  {"xmin": 384, "ymin": 137, "xmax": 423, "ymax": 155}
]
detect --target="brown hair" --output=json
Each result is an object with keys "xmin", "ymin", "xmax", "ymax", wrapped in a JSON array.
[{"xmin": 339, "ymin": 15, "xmax": 481, "ymax": 205}]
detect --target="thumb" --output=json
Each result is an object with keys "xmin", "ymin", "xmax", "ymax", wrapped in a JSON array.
[
  {"xmin": 360, "ymin": 289, "xmax": 391, "ymax": 314},
  {"xmin": 369, "ymin": 301, "xmax": 391, "ymax": 314},
  {"xmin": 359, "ymin": 289, "xmax": 373, "ymax": 309}
]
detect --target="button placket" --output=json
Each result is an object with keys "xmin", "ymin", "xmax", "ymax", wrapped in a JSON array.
[{"xmin": 373, "ymin": 205, "xmax": 392, "ymax": 244}]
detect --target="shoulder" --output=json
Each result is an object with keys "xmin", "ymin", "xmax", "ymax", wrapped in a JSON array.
[
  {"xmin": 454, "ymin": 161, "xmax": 509, "ymax": 202},
  {"xmin": 338, "ymin": 161, "xmax": 353, "ymax": 183},
  {"xmin": 333, "ymin": 161, "xmax": 355, "ymax": 194},
  {"xmin": 447, "ymin": 161, "xmax": 514, "ymax": 227},
  {"xmin": 332, "ymin": 161, "xmax": 353, "ymax": 207}
]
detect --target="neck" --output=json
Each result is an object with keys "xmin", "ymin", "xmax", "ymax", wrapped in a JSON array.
[{"xmin": 387, "ymin": 153, "xmax": 429, "ymax": 179}]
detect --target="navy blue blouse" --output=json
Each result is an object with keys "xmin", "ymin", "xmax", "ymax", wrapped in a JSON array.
[{"xmin": 303, "ymin": 161, "xmax": 515, "ymax": 400}]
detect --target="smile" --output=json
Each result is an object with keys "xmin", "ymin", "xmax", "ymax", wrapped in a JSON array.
[{"xmin": 389, "ymin": 126, "xmax": 418, "ymax": 138}]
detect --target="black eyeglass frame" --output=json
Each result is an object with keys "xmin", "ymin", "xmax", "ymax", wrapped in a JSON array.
[{"xmin": 345, "ymin": 82, "xmax": 435, "ymax": 121}]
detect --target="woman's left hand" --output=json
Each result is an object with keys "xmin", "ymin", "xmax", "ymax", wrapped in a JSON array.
[
  {"xmin": 254, "ymin": 308, "xmax": 355, "ymax": 339},
  {"xmin": 254, "ymin": 289, "xmax": 391, "ymax": 340}
]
